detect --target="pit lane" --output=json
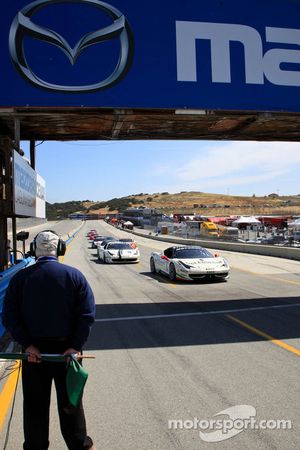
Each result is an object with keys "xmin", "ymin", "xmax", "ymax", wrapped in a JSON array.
[{"xmin": 1, "ymin": 219, "xmax": 300, "ymax": 449}]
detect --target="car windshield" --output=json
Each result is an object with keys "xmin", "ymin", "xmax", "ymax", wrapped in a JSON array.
[
  {"xmin": 108, "ymin": 243, "xmax": 133, "ymax": 250},
  {"xmin": 173, "ymin": 247, "xmax": 213, "ymax": 259}
]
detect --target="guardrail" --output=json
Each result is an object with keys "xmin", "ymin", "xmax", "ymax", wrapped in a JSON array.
[
  {"xmin": 65, "ymin": 221, "xmax": 84, "ymax": 244},
  {"xmin": 0, "ymin": 221, "xmax": 85, "ymax": 339}
]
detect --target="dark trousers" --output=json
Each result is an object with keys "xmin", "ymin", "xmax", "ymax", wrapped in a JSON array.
[{"xmin": 22, "ymin": 341, "xmax": 93, "ymax": 450}]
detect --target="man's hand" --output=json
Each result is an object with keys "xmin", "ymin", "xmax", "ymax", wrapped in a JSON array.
[
  {"xmin": 62, "ymin": 348, "xmax": 80, "ymax": 363},
  {"xmin": 25, "ymin": 345, "xmax": 41, "ymax": 363}
]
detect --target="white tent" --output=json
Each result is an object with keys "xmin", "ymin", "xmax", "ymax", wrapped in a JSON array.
[
  {"xmin": 231, "ymin": 216, "xmax": 261, "ymax": 226},
  {"xmin": 288, "ymin": 218, "xmax": 300, "ymax": 229}
]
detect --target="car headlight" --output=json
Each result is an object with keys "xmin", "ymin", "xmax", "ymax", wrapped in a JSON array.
[
  {"xmin": 222, "ymin": 259, "xmax": 229, "ymax": 268},
  {"xmin": 179, "ymin": 260, "xmax": 194, "ymax": 269}
]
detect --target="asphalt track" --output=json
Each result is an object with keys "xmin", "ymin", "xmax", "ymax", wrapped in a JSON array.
[{"xmin": 1, "ymin": 220, "xmax": 300, "ymax": 449}]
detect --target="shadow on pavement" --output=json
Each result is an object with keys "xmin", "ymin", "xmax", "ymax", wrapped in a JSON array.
[{"xmin": 86, "ymin": 296, "xmax": 300, "ymax": 350}]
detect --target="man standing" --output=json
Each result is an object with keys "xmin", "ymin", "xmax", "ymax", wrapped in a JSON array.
[{"xmin": 2, "ymin": 230, "xmax": 95, "ymax": 450}]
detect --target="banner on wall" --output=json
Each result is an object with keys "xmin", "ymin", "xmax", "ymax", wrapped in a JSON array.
[
  {"xmin": 13, "ymin": 151, "xmax": 46, "ymax": 218},
  {"xmin": 1, "ymin": 0, "xmax": 300, "ymax": 112}
]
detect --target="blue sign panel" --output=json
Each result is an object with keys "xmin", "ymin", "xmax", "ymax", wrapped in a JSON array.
[{"xmin": 1, "ymin": 0, "xmax": 300, "ymax": 111}]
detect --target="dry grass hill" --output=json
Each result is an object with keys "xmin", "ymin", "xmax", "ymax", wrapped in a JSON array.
[
  {"xmin": 46, "ymin": 192, "xmax": 300, "ymax": 220},
  {"xmin": 83, "ymin": 192, "xmax": 300, "ymax": 217}
]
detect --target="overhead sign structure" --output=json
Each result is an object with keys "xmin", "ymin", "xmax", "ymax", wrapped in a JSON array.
[
  {"xmin": 13, "ymin": 151, "xmax": 46, "ymax": 218},
  {"xmin": 1, "ymin": 0, "xmax": 300, "ymax": 112}
]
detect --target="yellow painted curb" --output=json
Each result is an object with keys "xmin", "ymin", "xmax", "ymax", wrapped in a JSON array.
[{"xmin": 0, "ymin": 361, "xmax": 21, "ymax": 432}]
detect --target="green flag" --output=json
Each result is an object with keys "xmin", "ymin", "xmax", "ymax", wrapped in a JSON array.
[
  {"xmin": 0, "ymin": 352, "xmax": 89, "ymax": 408},
  {"xmin": 66, "ymin": 356, "xmax": 88, "ymax": 408}
]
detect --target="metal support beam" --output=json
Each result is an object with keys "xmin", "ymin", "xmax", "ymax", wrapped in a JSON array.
[
  {"xmin": 0, "ymin": 217, "xmax": 8, "ymax": 271},
  {"xmin": 30, "ymin": 139, "xmax": 35, "ymax": 170},
  {"xmin": 12, "ymin": 121, "xmax": 21, "ymax": 262},
  {"xmin": 0, "ymin": 137, "xmax": 13, "ymax": 215},
  {"xmin": 14, "ymin": 118, "xmax": 20, "ymax": 151},
  {"xmin": 11, "ymin": 216, "xmax": 17, "ymax": 264},
  {"xmin": 0, "ymin": 136, "xmax": 13, "ymax": 270}
]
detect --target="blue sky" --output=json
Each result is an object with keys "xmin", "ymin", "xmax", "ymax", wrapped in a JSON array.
[{"xmin": 22, "ymin": 140, "xmax": 300, "ymax": 204}]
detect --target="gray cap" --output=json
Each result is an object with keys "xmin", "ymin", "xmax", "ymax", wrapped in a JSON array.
[{"xmin": 35, "ymin": 231, "xmax": 59, "ymax": 257}]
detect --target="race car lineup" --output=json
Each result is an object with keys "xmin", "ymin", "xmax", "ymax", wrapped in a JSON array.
[
  {"xmin": 87, "ymin": 230, "xmax": 230, "ymax": 282},
  {"xmin": 87, "ymin": 230, "xmax": 140, "ymax": 263},
  {"xmin": 98, "ymin": 241, "xmax": 140, "ymax": 263}
]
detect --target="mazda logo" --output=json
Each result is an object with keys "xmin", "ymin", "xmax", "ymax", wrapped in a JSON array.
[{"xmin": 9, "ymin": 0, "xmax": 134, "ymax": 93}]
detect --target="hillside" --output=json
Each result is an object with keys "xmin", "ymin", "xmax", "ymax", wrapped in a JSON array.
[{"xmin": 46, "ymin": 192, "xmax": 300, "ymax": 220}]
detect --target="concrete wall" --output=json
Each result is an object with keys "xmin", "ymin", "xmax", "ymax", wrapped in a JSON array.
[{"xmin": 128, "ymin": 229, "xmax": 300, "ymax": 261}]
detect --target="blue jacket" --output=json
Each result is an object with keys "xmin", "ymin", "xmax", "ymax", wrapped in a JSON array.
[{"xmin": 2, "ymin": 257, "xmax": 95, "ymax": 350}]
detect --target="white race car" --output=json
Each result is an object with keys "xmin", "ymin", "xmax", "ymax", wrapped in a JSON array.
[
  {"xmin": 150, "ymin": 246, "xmax": 230, "ymax": 281},
  {"xmin": 98, "ymin": 241, "xmax": 140, "ymax": 263}
]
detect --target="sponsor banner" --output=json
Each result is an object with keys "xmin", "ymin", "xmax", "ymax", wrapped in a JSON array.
[
  {"xmin": 13, "ymin": 151, "xmax": 46, "ymax": 218},
  {"xmin": 1, "ymin": 0, "xmax": 300, "ymax": 111},
  {"xmin": 36, "ymin": 173, "xmax": 46, "ymax": 218}
]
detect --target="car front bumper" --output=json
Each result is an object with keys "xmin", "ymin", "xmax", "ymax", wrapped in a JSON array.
[{"xmin": 177, "ymin": 267, "xmax": 230, "ymax": 280}]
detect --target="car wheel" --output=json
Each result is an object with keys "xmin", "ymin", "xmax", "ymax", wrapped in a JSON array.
[
  {"xmin": 169, "ymin": 263, "xmax": 177, "ymax": 281},
  {"xmin": 150, "ymin": 257, "xmax": 156, "ymax": 273},
  {"xmin": 103, "ymin": 254, "xmax": 106, "ymax": 264}
]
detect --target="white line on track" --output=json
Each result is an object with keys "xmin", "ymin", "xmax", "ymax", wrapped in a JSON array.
[{"xmin": 95, "ymin": 301, "xmax": 300, "ymax": 323}]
